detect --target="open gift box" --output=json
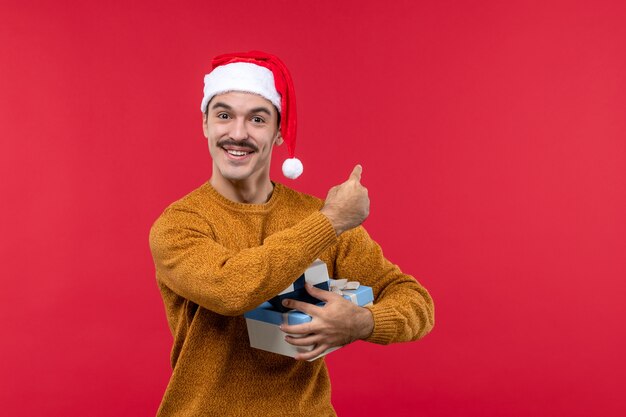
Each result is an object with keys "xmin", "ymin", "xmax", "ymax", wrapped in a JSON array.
[
  {"xmin": 244, "ymin": 281, "xmax": 374, "ymax": 361},
  {"xmin": 268, "ymin": 259, "xmax": 331, "ymax": 312}
]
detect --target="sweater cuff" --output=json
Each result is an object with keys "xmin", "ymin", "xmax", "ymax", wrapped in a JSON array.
[
  {"xmin": 364, "ymin": 303, "xmax": 398, "ymax": 345},
  {"xmin": 293, "ymin": 211, "xmax": 338, "ymax": 256}
]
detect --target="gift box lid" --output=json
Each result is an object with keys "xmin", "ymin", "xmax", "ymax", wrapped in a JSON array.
[
  {"xmin": 244, "ymin": 301, "xmax": 315, "ymax": 325},
  {"xmin": 268, "ymin": 259, "xmax": 332, "ymax": 312},
  {"xmin": 276, "ymin": 259, "xmax": 330, "ymax": 296},
  {"xmin": 335, "ymin": 283, "xmax": 374, "ymax": 306}
]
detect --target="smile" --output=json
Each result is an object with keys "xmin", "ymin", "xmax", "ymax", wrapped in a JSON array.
[
  {"xmin": 222, "ymin": 147, "xmax": 255, "ymax": 160},
  {"xmin": 228, "ymin": 149, "xmax": 250, "ymax": 156}
]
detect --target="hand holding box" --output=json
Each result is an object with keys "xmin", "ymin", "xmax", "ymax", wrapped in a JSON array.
[{"xmin": 244, "ymin": 276, "xmax": 373, "ymax": 361}]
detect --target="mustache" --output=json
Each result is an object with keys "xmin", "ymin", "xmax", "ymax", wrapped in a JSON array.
[{"xmin": 217, "ymin": 139, "xmax": 259, "ymax": 152}]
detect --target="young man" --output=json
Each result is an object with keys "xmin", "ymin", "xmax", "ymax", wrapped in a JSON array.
[{"xmin": 149, "ymin": 51, "xmax": 434, "ymax": 416}]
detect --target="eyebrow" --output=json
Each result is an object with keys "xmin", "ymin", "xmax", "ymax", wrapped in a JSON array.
[
  {"xmin": 249, "ymin": 107, "xmax": 272, "ymax": 116},
  {"xmin": 211, "ymin": 102, "xmax": 272, "ymax": 116},
  {"xmin": 211, "ymin": 102, "xmax": 232, "ymax": 111}
]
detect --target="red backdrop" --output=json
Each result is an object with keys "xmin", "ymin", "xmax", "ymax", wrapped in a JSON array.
[{"xmin": 1, "ymin": 1, "xmax": 625, "ymax": 416}]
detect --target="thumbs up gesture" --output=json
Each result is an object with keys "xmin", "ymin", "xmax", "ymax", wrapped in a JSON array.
[{"xmin": 320, "ymin": 165, "xmax": 370, "ymax": 236}]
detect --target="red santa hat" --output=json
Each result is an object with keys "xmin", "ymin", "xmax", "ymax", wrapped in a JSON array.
[{"xmin": 201, "ymin": 51, "xmax": 303, "ymax": 179}]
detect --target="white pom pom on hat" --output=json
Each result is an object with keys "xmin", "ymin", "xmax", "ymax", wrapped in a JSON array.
[
  {"xmin": 282, "ymin": 158, "xmax": 303, "ymax": 179},
  {"xmin": 202, "ymin": 51, "xmax": 303, "ymax": 179}
]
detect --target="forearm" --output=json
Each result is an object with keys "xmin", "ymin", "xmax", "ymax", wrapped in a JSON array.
[
  {"xmin": 364, "ymin": 276, "xmax": 434, "ymax": 344},
  {"xmin": 149, "ymin": 208, "xmax": 337, "ymax": 315},
  {"xmin": 334, "ymin": 227, "xmax": 435, "ymax": 345}
]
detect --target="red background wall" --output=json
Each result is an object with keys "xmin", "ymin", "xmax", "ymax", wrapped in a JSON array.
[{"xmin": 1, "ymin": 1, "xmax": 624, "ymax": 416}]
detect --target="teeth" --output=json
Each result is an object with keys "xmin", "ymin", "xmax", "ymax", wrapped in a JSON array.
[{"xmin": 226, "ymin": 150, "xmax": 250, "ymax": 156}]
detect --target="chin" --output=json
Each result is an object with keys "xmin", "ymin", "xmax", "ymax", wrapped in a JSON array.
[{"xmin": 218, "ymin": 167, "xmax": 253, "ymax": 182}]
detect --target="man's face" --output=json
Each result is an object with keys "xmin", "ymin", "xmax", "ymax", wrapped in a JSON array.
[{"xmin": 203, "ymin": 91, "xmax": 283, "ymax": 184}]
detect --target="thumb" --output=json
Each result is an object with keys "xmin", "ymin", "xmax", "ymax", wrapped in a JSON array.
[{"xmin": 349, "ymin": 164, "xmax": 362, "ymax": 182}]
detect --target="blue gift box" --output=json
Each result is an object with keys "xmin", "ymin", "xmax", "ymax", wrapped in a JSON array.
[{"xmin": 244, "ymin": 283, "xmax": 374, "ymax": 360}]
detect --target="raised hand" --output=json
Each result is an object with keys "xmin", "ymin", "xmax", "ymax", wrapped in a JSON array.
[{"xmin": 320, "ymin": 165, "xmax": 370, "ymax": 236}]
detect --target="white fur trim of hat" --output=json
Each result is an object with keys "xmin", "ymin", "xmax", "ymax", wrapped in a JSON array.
[{"xmin": 201, "ymin": 62, "xmax": 281, "ymax": 113}]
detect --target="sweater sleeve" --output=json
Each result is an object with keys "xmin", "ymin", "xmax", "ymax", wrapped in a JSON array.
[
  {"xmin": 333, "ymin": 226, "xmax": 435, "ymax": 345},
  {"xmin": 149, "ymin": 206, "xmax": 337, "ymax": 316}
]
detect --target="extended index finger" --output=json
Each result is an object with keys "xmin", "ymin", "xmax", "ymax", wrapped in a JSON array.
[{"xmin": 350, "ymin": 164, "xmax": 362, "ymax": 182}]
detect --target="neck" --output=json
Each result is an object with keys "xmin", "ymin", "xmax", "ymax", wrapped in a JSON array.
[{"xmin": 210, "ymin": 174, "xmax": 275, "ymax": 204}]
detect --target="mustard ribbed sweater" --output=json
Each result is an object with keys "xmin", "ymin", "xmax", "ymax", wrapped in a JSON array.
[{"xmin": 149, "ymin": 181, "xmax": 434, "ymax": 417}]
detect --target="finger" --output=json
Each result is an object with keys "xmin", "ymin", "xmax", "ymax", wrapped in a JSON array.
[
  {"xmin": 282, "ymin": 298, "xmax": 322, "ymax": 316},
  {"xmin": 304, "ymin": 283, "xmax": 338, "ymax": 302},
  {"xmin": 284, "ymin": 334, "xmax": 322, "ymax": 346},
  {"xmin": 280, "ymin": 322, "xmax": 313, "ymax": 335},
  {"xmin": 295, "ymin": 343, "xmax": 331, "ymax": 361},
  {"xmin": 349, "ymin": 164, "xmax": 362, "ymax": 182}
]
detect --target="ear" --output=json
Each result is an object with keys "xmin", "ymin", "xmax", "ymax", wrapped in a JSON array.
[
  {"xmin": 274, "ymin": 129, "xmax": 284, "ymax": 146},
  {"xmin": 202, "ymin": 113, "xmax": 209, "ymax": 138}
]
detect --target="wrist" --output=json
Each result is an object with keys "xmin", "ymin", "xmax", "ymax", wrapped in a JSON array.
[
  {"xmin": 320, "ymin": 208, "xmax": 344, "ymax": 236},
  {"xmin": 356, "ymin": 306, "xmax": 374, "ymax": 340}
]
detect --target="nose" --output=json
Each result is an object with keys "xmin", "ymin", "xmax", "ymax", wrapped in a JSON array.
[{"xmin": 230, "ymin": 118, "xmax": 248, "ymax": 141}]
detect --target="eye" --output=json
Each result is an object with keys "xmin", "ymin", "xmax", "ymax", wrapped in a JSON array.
[
  {"xmin": 251, "ymin": 116, "xmax": 265, "ymax": 124},
  {"xmin": 216, "ymin": 112, "xmax": 230, "ymax": 120}
]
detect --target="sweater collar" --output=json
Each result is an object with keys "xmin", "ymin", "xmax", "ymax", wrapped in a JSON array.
[{"xmin": 201, "ymin": 180, "xmax": 283, "ymax": 212}]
